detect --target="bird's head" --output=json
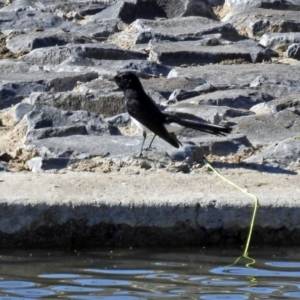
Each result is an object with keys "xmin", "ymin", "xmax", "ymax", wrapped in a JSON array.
[{"xmin": 114, "ymin": 71, "xmax": 142, "ymax": 91}]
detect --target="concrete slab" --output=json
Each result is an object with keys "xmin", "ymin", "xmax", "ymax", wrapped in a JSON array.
[{"xmin": 0, "ymin": 168, "xmax": 299, "ymax": 248}]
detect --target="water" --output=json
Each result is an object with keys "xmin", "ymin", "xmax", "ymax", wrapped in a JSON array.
[{"xmin": 0, "ymin": 247, "xmax": 299, "ymax": 299}]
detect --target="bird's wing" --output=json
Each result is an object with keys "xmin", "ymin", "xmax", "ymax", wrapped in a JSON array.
[{"xmin": 126, "ymin": 94, "xmax": 181, "ymax": 148}]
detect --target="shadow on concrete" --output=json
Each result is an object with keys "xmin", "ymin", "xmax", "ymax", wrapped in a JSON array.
[{"xmin": 207, "ymin": 161, "xmax": 297, "ymax": 175}]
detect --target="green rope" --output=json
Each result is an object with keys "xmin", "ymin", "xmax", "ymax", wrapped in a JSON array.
[{"xmin": 203, "ymin": 157, "xmax": 259, "ymax": 257}]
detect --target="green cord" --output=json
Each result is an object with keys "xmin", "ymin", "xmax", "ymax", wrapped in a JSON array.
[{"xmin": 203, "ymin": 157, "xmax": 259, "ymax": 257}]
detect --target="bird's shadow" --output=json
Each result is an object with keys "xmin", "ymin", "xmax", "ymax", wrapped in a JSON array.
[{"xmin": 206, "ymin": 160, "xmax": 297, "ymax": 175}]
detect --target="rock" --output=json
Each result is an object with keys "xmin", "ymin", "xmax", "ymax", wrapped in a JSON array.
[
  {"xmin": 185, "ymin": 89, "xmax": 274, "ymax": 110},
  {"xmin": 0, "ymin": 59, "xmax": 42, "ymax": 73},
  {"xmin": 105, "ymin": 113, "xmax": 131, "ymax": 127},
  {"xmin": 22, "ymin": 43, "xmax": 147, "ymax": 65},
  {"xmin": 250, "ymin": 94, "xmax": 300, "ymax": 115},
  {"xmin": 0, "ymin": 72, "xmax": 98, "ymax": 108},
  {"xmin": 249, "ymin": 75, "xmax": 300, "ymax": 99},
  {"xmin": 189, "ymin": 134, "xmax": 252, "ymax": 157},
  {"xmin": 0, "ymin": 10, "xmax": 70, "ymax": 35},
  {"xmin": 27, "ymin": 157, "xmax": 70, "ymax": 172},
  {"xmin": 26, "ymin": 133, "xmax": 252, "ymax": 171},
  {"xmin": 245, "ymin": 138, "xmax": 300, "ymax": 169},
  {"xmin": 74, "ymin": 20, "xmax": 121, "ymax": 40},
  {"xmin": 223, "ymin": 9, "xmax": 300, "ymax": 39},
  {"xmin": 110, "ymin": 17, "xmax": 241, "ymax": 49},
  {"xmin": 46, "ymin": 57, "xmax": 171, "ymax": 78},
  {"xmin": 286, "ymin": 43, "xmax": 300, "ymax": 59},
  {"xmin": 88, "ymin": 1, "xmax": 136, "ymax": 24},
  {"xmin": 249, "ymin": 102, "xmax": 272, "ymax": 115},
  {"xmin": 92, "ymin": 0, "xmax": 216, "ymax": 22},
  {"xmin": 29, "ymin": 91, "xmax": 125, "ymax": 118},
  {"xmin": 43, "ymin": 1, "xmax": 108, "ymax": 18},
  {"xmin": 259, "ymin": 33, "xmax": 300, "ymax": 51},
  {"xmin": 168, "ymin": 89, "xmax": 201, "ymax": 102},
  {"xmin": 168, "ymin": 64, "xmax": 300, "ymax": 98},
  {"xmin": 233, "ymin": 110, "xmax": 300, "ymax": 145},
  {"xmin": 0, "ymin": 0, "xmax": 38, "ymax": 11},
  {"xmin": 149, "ymin": 39, "xmax": 276, "ymax": 66},
  {"xmin": 29, "ymin": 135, "xmax": 144, "ymax": 160},
  {"xmin": 6, "ymin": 31, "xmax": 81, "ymax": 54},
  {"xmin": 223, "ymin": 0, "xmax": 300, "ymax": 13},
  {"xmin": 14, "ymin": 103, "xmax": 34, "ymax": 123},
  {"xmin": 155, "ymin": 0, "xmax": 215, "ymax": 19},
  {"xmin": 141, "ymin": 77, "xmax": 210, "ymax": 99},
  {"xmin": 0, "ymin": 81, "xmax": 47, "ymax": 109},
  {"xmin": 25, "ymin": 105, "xmax": 120, "ymax": 142}
]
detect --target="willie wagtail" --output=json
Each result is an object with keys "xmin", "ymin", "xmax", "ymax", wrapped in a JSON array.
[{"xmin": 114, "ymin": 71, "xmax": 232, "ymax": 155}]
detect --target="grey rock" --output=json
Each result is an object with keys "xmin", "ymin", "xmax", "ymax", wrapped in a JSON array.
[
  {"xmin": 287, "ymin": 43, "xmax": 300, "ymax": 59},
  {"xmin": 0, "ymin": 0, "xmax": 38, "ymax": 11},
  {"xmin": 26, "ymin": 157, "xmax": 70, "ymax": 172},
  {"xmin": 223, "ymin": 9, "xmax": 300, "ymax": 39},
  {"xmin": 27, "ymin": 133, "xmax": 251, "ymax": 171},
  {"xmin": 88, "ymin": 0, "xmax": 136, "ymax": 24},
  {"xmin": 22, "ymin": 43, "xmax": 147, "ymax": 65},
  {"xmin": 43, "ymin": 1, "xmax": 108, "ymax": 17},
  {"xmin": 233, "ymin": 110, "xmax": 300, "ymax": 145},
  {"xmin": 111, "ymin": 17, "xmax": 241, "ymax": 49},
  {"xmin": 28, "ymin": 135, "xmax": 157, "ymax": 161},
  {"xmin": 6, "ymin": 31, "xmax": 82, "ymax": 54},
  {"xmin": 260, "ymin": 0, "xmax": 300, "ymax": 10},
  {"xmin": 185, "ymin": 89, "xmax": 274, "ymax": 110},
  {"xmin": 0, "ymin": 82, "xmax": 47, "ymax": 109},
  {"xmin": 168, "ymin": 89, "xmax": 201, "ymax": 102},
  {"xmin": 193, "ymin": 82, "xmax": 214, "ymax": 93},
  {"xmin": 149, "ymin": 39, "xmax": 276, "ymax": 66},
  {"xmin": 0, "ymin": 10, "xmax": 69, "ymax": 35},
  {"xmin": 141, "ymin": 77, "xmax": 209, "ymax": 99},
  {"xmin": 259, "ymin": 33, "xmax": 300, "ymax": 51},
  {"xmin": 168, "ymin": 64, "xmax": 300, "ymax": 98},
  {"xmin": 155, "ymin": 0, "xmax": 215, "ymax": 19},
  {"xmin": 47, "ymin": 57, "xmax": 172, "ymax": 78},
  {"xmin": 25, "ymin": 105, "xmax": 119, "ymax": 142},
  {"xmin": 245, "ymin": 139, "xmax": 300, "ymax": 169},
  {"xmin": 189, "ymin": 134, "xmax": 252, "ymax": 157},
  {"xmin": 249, "ymin": 75, "xmax": 300, "ymax": 99},
  {"xmin": 250, "ymin": 94, "xmax": 300, "ymax": 115},
  {"xmin": 29, "ymin": 91, "xmax": 125, "ymax": 118},
  {"xmin": 0, "ymin": 72, "xmax": 98, "ymax": 108},
  {"xmin": 14, "ymin": 103, "xmax": 34, "ymax": 123},
  {"xmin": 223, "ymin": 0, "xmax": 300, "ymax": 12},
  {"xmin": 74, "ymin": 20, "xmax": 120, "ymax": 40},
  {"xmin": 93, "ymin": 0, "xmax": 215, "ymax": 22},
  {"xmin": 105, "ymin": 113, "xmax": 131, "ymax": 127},
  {"xmin": 0, "ymin": 59, "xmax": 42, "ymax": 73}
]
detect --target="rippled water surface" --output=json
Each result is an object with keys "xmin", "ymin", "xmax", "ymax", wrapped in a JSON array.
[{"xmin": 0, "ymin": 247, "xmax": 300, "ymax": 299}]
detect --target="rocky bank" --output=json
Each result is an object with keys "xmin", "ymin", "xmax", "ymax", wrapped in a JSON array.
[{"xmin": 0, "ymin": 0, "xmax": 299, "ymax": 248}]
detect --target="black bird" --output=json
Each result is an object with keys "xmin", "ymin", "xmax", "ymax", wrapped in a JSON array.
[{"xmin": 114, "ymin": 71, "xmax": 232, "ymax": 155}]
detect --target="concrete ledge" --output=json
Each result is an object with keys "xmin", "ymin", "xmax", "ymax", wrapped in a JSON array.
[{"xmin": 0, "ymin": 169, "xmax": 299, "ymax": 248}]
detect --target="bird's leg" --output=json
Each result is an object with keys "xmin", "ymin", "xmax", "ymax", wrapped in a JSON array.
[
  {"xmin": 139, "ymin": 131, "xmax": 147, "ymax": 157},
  {"xmin": 145, "ymin": 134, "xmax": 157, "ymax": 151}
]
